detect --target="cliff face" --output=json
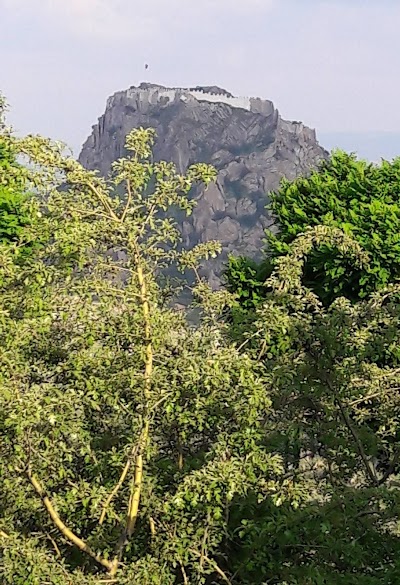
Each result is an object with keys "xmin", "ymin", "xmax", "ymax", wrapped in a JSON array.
[{"xmin": 79, "ymin": 83, "xmax": 328, "ymax": 286}]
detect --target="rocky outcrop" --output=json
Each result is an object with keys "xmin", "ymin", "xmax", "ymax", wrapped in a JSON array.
[{"xmin": 79, "ymin": 83, "xmax": 328, "ymax": 285}]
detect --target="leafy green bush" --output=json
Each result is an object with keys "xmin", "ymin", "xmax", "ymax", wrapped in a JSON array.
[
  {"xmin": 0, "ymin": 127, "xmax": 288, "ymax": 584},
  {"xmin": 226, "ymin": 151, "xmax": 400, "ymax": 307},
  {"xmin": 2, "ymin": 107, "xmax": 400, "ymax": 585},
  {"xmin": 0, "ymin": 96, "xmax": 33, "ymax": 259},
  {"xmin": 226, "ymin": 227, "xmax": 400, "ymax": 584},
  {"xmin": 0, "ymin": 141, "xmax": 30, "ymax": 243}
]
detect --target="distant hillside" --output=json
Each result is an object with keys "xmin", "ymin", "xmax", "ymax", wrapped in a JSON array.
[{"xmin": 79, "ymin": 83, "xmax": 328, "ymax": 286}]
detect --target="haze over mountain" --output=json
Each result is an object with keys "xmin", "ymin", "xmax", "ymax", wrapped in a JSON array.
[{"xmin": 320, "ymin": 132, "xmax": 400, "ymax": 163}]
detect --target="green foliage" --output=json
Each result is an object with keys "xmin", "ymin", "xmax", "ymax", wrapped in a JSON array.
[
  {"xmin": 0, "ymin": 141, "xmax": 31, "ymax": 244},
  {"xmin": 224, "ymin": 255, "xmax": 273, "ymax": 311},
  {"xmin": 226, "ymin": 226, "xmax": 400, "ymax": 583},
  {"xmin": 223, "ymin": 255, "xmax": 273, "ymax": 341},
  {"xmin": 223, "ymin": 157, "xmax": 400, "ymax": 585},
  {"xmin": 0, "ymin": 127, "xmax": 289, "ymax": 584},
  {"xmin": 2, "ymin": 111, "xmax": 400, "ymax": 585},
  {"xmin": 226, "ymin": 150, "xmax": 400, "ymax": 308},
  {"xmin": 0, "ymin": 96, "xmax": 33, "ymax": 258}
]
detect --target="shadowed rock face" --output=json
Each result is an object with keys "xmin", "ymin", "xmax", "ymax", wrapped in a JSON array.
[{"xmin": 79, "ymin": 83, "xmax": 328, "ymax": 286}]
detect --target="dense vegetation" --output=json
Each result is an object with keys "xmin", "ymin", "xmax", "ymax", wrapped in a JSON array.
[
  {"xmin": 226, "ymin": 151, "xmax": 400, "ymax": 308},
  {"xmin": 1, "ymin": 103, "xmax": 400, "ymax": 584},
  {"xmin": 0, "ymin": 96, "xmax": 32, "ymax": 251}
]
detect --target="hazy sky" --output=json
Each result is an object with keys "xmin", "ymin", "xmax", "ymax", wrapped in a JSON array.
[{"xmin": 1, "ymin": 0, "xmax": 399, "ymax": 159}]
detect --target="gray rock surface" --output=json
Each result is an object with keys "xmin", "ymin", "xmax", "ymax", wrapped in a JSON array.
[{"xmin": 79, "ymin": 83, "xmax": 328, "ymax": 284}]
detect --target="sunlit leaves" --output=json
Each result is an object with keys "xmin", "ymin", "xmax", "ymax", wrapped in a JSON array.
[{"xmin": 0, "ymin": 126, "xmax": 281, "ymax": 584}]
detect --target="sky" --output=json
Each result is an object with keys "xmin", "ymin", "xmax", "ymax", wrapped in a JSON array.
[{"xmin": 1, "ymin": 0, "xmax": 399, "ymax": 160}]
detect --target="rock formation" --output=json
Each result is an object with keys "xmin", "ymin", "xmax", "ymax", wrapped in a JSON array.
[{"xmin": 79, "ymin": 83, "xmax": 328, "ymax": 286}]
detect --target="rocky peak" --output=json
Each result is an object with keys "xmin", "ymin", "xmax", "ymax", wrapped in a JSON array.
[{"xmin": 79, "ymin": 83, "xmax": 328, "ymax": 285}]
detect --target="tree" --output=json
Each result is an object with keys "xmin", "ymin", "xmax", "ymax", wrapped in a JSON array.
[
  {"xmin": 3, "ymin": 116, "xmax": 400, "ymax": 585},
  {"xmin": 226, "ymin": 226, "xmax": 400, "ymax": 584},
  {"xmin": 0, "ymin": 127, "xmax": 288, "ymax": 584},
  {"xmin": 223, "ymin": 255, "xmax": 274, "ymax": 341},
  {"xmin": 226, "ymin": 151, "xmax": 400, "ymax": 307},
  {"xmin": 0, "ymin": 93, "xmax": 32, "ymax": 253}
]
